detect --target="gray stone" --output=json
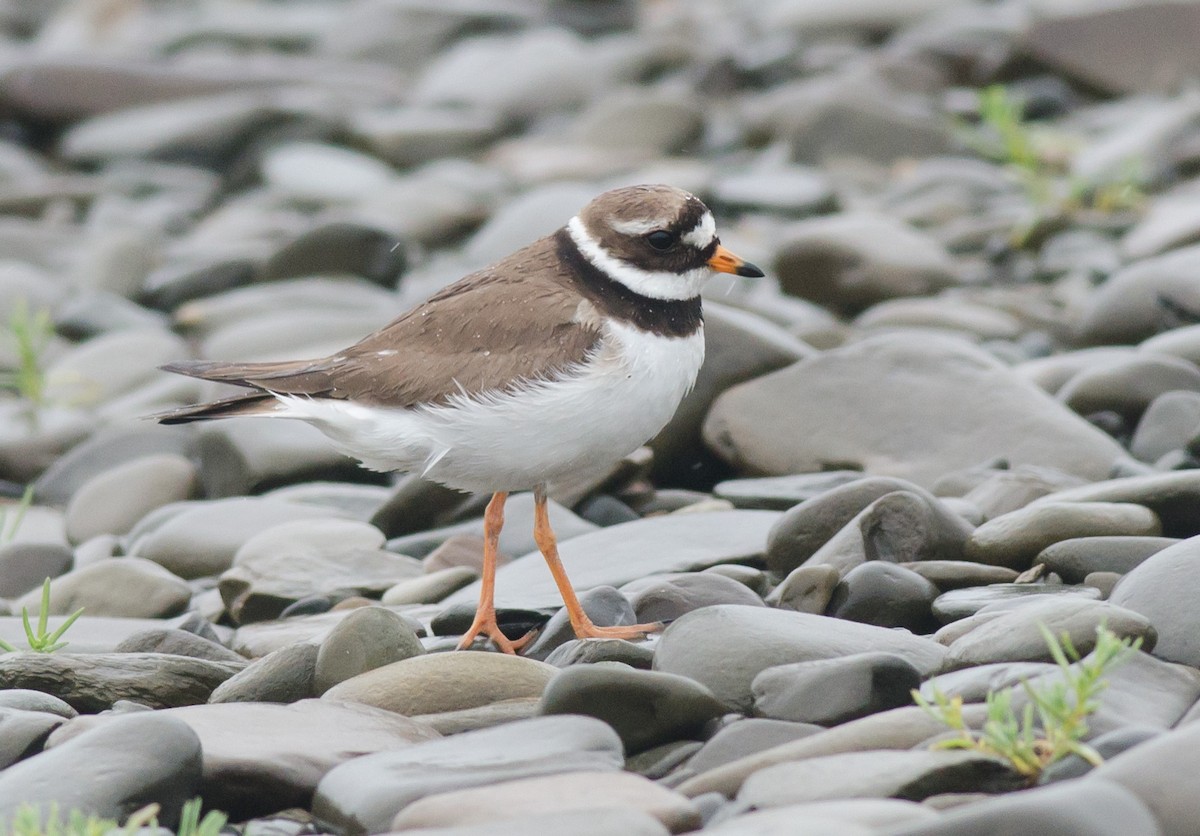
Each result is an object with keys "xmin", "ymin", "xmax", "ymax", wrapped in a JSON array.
[
  {"xmin": 0, "ymin": 707, "xmax": 66, "ymax": 769},
  {"xmin": 540, "ymin": 663, "xmax": 727, "ymax": 754},
  {"xmin": 684, "ymin": 719, "xmax": 823, "ymax": 777},
  {"xmin": 676, "ymin": 706, "xmax": 964, "ymax": 799},
  {"xmin": 323, "ymin": 651, "xmax": 557, "ymax": 717},
  {"xmin": 710, "ymin": 798, "xmax": 934, "ymax": 835},
  {"xmin": 621, "ymin": 572, "xmax": 766, "ymax": 623},
  {"xmin": 1037, "ymin": 536, "xmax": 1179, "ymax": 582},
  {"xmin": 1131, "ymin": 391, "xmax": 1200, "ymax": 462},
  {"xmin": 772, "ymin": 212, "xmax": 958, "ymax": 314},
  {"xmin": 194, "ymin": 418, "xmax": 368, "ymax": 499},
  {"xmin": 381, "ymin": 567, "xmax": 477, "ymax": 605},
  {"xmin": 0, "ymin": 712, "xmax": 202, "ymax": 828},
  {"xmin": 959, "ymin": 465, "xmax": 1088, "ymax": 519},
  {"xmin": 415, "ymin": 699, "xmax": 542, "ymax": 737},
  {"xmin": 314, "ymin": 605, "xmax": 424, "ymax": 694},
  {"xmin": 64, "ymin": 454, "xmax": 196, "ymax": 543},
  {"xmin": 208, "ymin": 642, "xmax": 318, "ymax": 704},
  {"xmin": 766, "ymin": 478, "xmax": 967, "ymax": 575},
  {"xmin": 114, "ymin": 628, "xmax": 245, "ymax": 664},
  {"xmin": 445, "ymin": 511, "xmax": 779, "ymax": 611},
  {"xmin": 705, "ymin": 334, "xmax": 1127, "ymax": 490},
  {"xmin": 900, "ymin": 561, "xmax": 1019, "ymax": 590},
  {"xmin": 1076, "ymin": 243, "xmax": 1200, "ymax": 345},
  {"xmin": 129, "ymin": 497, "xmax": 347, "ymax": 580},
  {"xmin": 0, "ymin": 690, "xmax": 76, "ymax": 718},
  {"xmin": 543, "ymin": 638, "xmax": 655, "ymax": 669},
  {"xmin": 43, "ymin": 328, "xmax": 187, "ymax": 406},
  {"xmin": 0, "ymin": 542, "xmax": 73, "ymax": 598},
  {"xmin": 752, "ymin": 653, "xmax": 921, "ymax": 726},
  {"xmin": 1034, "ymin": 471, "xmax": 1200, "ymax": 538},
  {"xmin": 933, "ymin": 584, "xmax": 1101, "ymax": 623},
  {"xmin": 570, "ymin": 89, "xmax": 703, "ymax": 153},
  {"xmin": 522, "ymin": 586, "xmax": 639, "ymax": 660},
  {"xmin": 1089, "ymin": 721, "xmax": 1200, "ymax": 836},
  {"xmin": 766, "ymin": 565, "xmax": 840, "ymax": 614},
  {"xmin": 714, "ymin": 472, "xmax": 866, "ymax": 511},
  {"xmin": 390, "ymin": 771, "xmax": 700, "ymax": 834},
  {"xmin": 964, "ymin": 502, "xmax": 1161, "ymax": 570},
  {"xmin": 943, "ymin": 598, "xmax": 1156, "ymax": 669},
  {"xmin": 16, "ymin": 557, "xmax": 191, "ymax": 619},
  {"xmin": 1141, "ymin": 323, "xmax": 1200, "ymax": 366},
  {"xmin": 1110, "ymin": 536, "xmax": 1200, "ymax": 666},
  {"xmin": 888, "ymin": 777, "xmax": 1160, "ymax": 836},
  {"xmin": 387, "ymin": 809, "xmax": 670, "ymax": 836},
  {"xmin": 218, "ymin": 519, "xmax": 421, "ymax": 623},
  {"xmin": 0, "ymin": 652, "xmax": 244, "ymax": 712},
  {"xmin": 737, "ymin": 749, "xmax": 1022, "ymax": 807},
  {"xmin": 314, "ymin": 710, "xmax": 624, "ymax": 834},
  {"xmin": 651, "ymin": 302, "xmax": 814, "ymax": 486},
  {"xmin": 1058, "ymin": 354, "xmax": 1200, "ymax": 424},
  {"xmin": 32, "ymin": 425, "xmax": 193, "ymax": 507},
  {"xmin": 653, "ymin": 606, "xmax": 946, "ymax": 711},
  {"xmin": 827, "ymin": 562, "xmax": 939, "ymax": 632}
]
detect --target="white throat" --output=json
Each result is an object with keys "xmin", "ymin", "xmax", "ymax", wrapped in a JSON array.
[{"xmin": 567, "ymin": 216, "xmax": 708, "ymax": 302}]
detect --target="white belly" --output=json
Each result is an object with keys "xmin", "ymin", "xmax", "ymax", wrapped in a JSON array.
[{"xmin": 274, "ymin": 320, "xmax": 705, "ymax": 493}]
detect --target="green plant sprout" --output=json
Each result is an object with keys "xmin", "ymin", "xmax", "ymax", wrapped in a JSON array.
[
  {"xmin": 913, "ymin": 624, "xmax": 1140, "ymax": 779},
  {"xmin": 963, "ymin": 85, "xmax": 1145, "ymax": 247},
  {"xmin": 0, "ymin": 485, "xmax": 34, "ymax": 545},
  {"xmin": 0, "ymin": 578, "xmax": 85, "ymax": 654},
  {"xmin": 0, "ymin": 299, "xmax": 54, "ymax": 412},
  {"xmin": 7, "ymin": 797, "xmax": 226, "ymax": 836}
]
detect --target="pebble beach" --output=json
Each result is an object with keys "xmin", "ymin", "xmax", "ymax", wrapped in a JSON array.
[{"xmin": 2, "ymin": 0, "xmax": 1200, "ymax": 833}]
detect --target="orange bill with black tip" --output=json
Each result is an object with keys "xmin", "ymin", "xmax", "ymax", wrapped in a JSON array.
[{"xmin": 708, "ymin": 244, "xmax": 765, "ymax": 278}]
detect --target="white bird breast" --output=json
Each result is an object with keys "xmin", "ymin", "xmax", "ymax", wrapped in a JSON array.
[{"xmin": 273, "ymin": 319, "xmax": 705, "ymax": 492}]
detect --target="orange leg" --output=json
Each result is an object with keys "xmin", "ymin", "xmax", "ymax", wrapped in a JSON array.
[
  {"xmin": 533, "ymin": 486, "xmax": 662, "ymax": 641},
  {"xmin": 457, "ymin": 492, "xmax": 535, "ymax": 654}
]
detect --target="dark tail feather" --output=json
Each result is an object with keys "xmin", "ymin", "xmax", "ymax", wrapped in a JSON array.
[
  {"xmin": 150, "ymin": 393, "xmax": 278, "ymax": 425},
  {"xmin": 159, "ymin": 359, "xmax": 316, "ymax": 388}
]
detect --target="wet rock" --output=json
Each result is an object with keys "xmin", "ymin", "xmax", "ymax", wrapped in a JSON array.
[
  {"xmin": 826, "ymin": 562, "xmax": 940, "ymax": 631},
  {"xmin": 16, "ymin": 557, "xmax": 191, "ymax": 618}
]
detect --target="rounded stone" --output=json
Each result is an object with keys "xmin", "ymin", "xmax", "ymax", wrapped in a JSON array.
[
  {"xmin": 1037, "ymin": 536, "xmax": 1179, "ymax": 582},
  {"xmin": 766, "ymin": 565, "xmax": 840, "ymax": 614},
  {"xmin": 16, "ymin": 557, "xmax": 191, "ymax": 618},
  {"xmin": 322, "ymin": 652, "xmax": 558, "ymax": 716},
  {"xmin": 620, "ymin": 572, "xmax": 765, "ymax": 623},
  {"xmin": 827, "ymin": 562, "xmax": 939, "ymax": 632},
  {"xmin": 64, "ymin": 454, "xmax": 197, "ymax": 543},
  {"xmin": 315, "ymin": 605, "xmax": 425, "ymax": 694},
  {"xmin": 540, "ymin": 663, "xmax": 727, "ymax": 754},
  {"xmin": 965, "ymin": 502, "xmax": 1162, "ymax": 569},
  {"xmin": 1110, "ymin": 535, "xmax": 1200, "ymax": 666},
  {"xmin": 751, "ymin": 652, "xmax": 922, "ymax": 726}
]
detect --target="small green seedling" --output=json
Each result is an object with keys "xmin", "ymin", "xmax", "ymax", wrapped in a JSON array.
[
  {"xmin": 7, "ymin": 797, "xmax": 226, "ymax": 836},
  {"xmin": 0, "ymin": 299, "xmax": 54, "ymax": 412},
  {"xmin": 0, "ymin": 577, "xmax": 85, "ymax": 654},
  {"xmin": 0, "ymin": 485, "xmax": 34, "ymax": 545},
  {"xmin": 914, "ymin": 624, "xmax": 1140, "ymax": 779}
]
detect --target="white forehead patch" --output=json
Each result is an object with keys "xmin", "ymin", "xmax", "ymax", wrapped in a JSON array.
[
  {"xmin": 681, "ymin": 211, "xmax": 716, "ymax": 249},
  {"xmin": 609, "ymin": 218, "xmax": 661, "ymax": 236}
]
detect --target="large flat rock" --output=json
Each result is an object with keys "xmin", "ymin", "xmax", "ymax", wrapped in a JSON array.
[{"xmin": 444, "ymin": 511, "xmax": 779, "ymax": 611}]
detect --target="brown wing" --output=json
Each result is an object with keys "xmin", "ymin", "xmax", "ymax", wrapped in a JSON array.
[{"xmin": 163, "ymin": 237, "xmax": 603, "ymax": 409}]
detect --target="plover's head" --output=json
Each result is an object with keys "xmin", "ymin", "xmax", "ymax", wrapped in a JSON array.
[{"xmin": 566, "ymin": 184, "xmax": 764, "ymax": 301}]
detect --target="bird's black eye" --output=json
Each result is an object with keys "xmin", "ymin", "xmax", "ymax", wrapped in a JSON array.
[{"xmin": 645, "ymin": 230, "xmax": 676, "ymax": 251}]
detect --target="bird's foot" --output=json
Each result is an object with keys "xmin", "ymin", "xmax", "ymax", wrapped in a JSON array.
[
  {"xmin": 571, "ymin": 620, "xmax": 664, "ymax": 641},
  {"xmin": 457, "ymin": 615, "xmax": 536, "ymax": 655}
]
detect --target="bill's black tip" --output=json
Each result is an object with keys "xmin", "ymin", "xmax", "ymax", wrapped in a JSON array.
[{"xmin": 736, "ymin": 261, "xmax": 765, "ymax": 278}]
